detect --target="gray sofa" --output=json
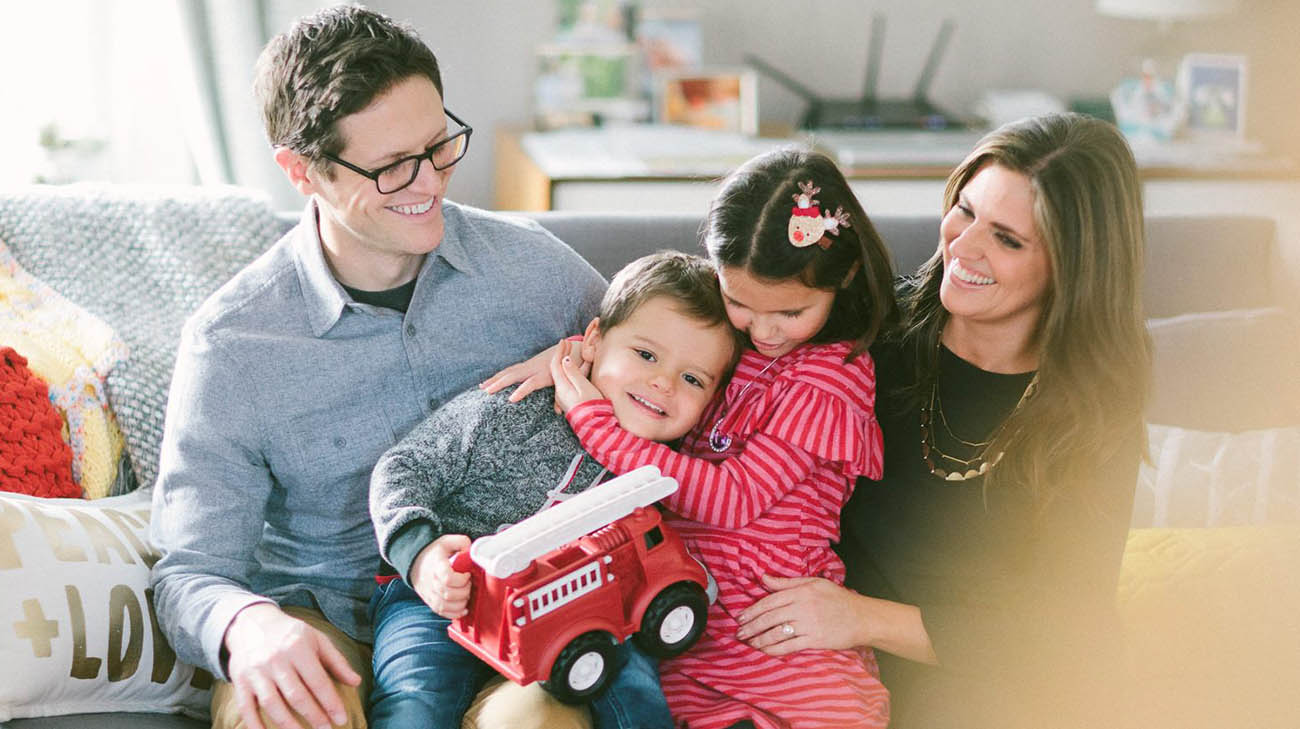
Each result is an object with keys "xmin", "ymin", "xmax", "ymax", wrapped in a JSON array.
[{"xmin": 1, "ymin": 190, "xmax": 1296, "ymax": 728}]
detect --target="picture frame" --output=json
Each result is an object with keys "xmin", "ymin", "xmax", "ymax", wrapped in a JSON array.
[
  {"xmin": 636, "ymin": 9, "xmax": 702, "ymax": 77},
  {"xmin": 655, "ymin": 68, "xmax": 758, "ymax": 135},
  {"xmin": 1178, "ymin": 53, "xmax": 1247, "ymax": 140},
  {"xmin": 533, "ymin": 43, "xmax": 649, "ymax": 129}
]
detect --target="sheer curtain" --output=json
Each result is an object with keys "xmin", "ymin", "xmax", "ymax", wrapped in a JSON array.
[{"xmin": 1, "ymin": 0, "xmax": 297, "ymax": 208}]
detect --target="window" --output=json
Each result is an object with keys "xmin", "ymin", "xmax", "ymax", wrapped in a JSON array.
[{"xmin": 644, "ymin": 526, "xmax": 665, "ymax": 550}]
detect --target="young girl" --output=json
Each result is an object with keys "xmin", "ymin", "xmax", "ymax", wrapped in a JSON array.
[{"xmin": 493, "ymin": 148, "xmax": 898, "ymax": 729}]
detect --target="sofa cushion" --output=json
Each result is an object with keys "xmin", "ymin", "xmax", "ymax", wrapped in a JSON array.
[
  {"xmin": 0, "ymin": 185, "xmax": 283, "ymax": 491},
  {"xmin": 0, "ymin": 348, "xmax": 79, "ymax": 498},
  {"xmin": 1118, "ymin": 526, "xmax": 1300, "ymax": 729},
  {"xmin": 1140, "ymin": 216, "xmax": 1275, "ymax": 319},
  {"xmin": 0, "ymin": 711, "xmax": 207, "ymax": 728},
  {"xmin": 1133, "ymin": 424, "xmax": 1300, "ymax": 528},
  {"xmin": 525, "ymin": 212, "xmax": 943, "ymax": 279},
  {"xmin": 0, "ymin": 489, "xmax": 211, "ymax": 722},
  {"xmin": 1147, "ymin": 307, "xmax": 1300, "ymax": 432},
  {"xmin": 1, "ymin": 237, "xmax": 130, "ymax": 498},
  {"xmin": 524, "ymin": 213, "xmax": 1278, "ymax": 319}
]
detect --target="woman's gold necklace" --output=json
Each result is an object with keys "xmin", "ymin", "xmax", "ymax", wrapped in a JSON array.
[{"xmin": 919, "ymin": 359, "xmax": 1038, "ymax": 482}]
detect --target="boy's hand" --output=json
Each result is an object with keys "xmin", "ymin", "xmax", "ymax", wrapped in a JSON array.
[
  {"xmin": 551, "ymin": 341, "xmax": 603, "ymax": 414},
  {"xmin": 410, "ymin": 534, "xmax": 473, "ymax": 619},
  {"xmin": 480, "ymin": 340, "xmax": 585, "ymax": 404}
]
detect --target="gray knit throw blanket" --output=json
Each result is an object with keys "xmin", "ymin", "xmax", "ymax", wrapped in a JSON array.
[{"xmin": 0, "ymin": 184, "xmax": 284, "ymax": 492}]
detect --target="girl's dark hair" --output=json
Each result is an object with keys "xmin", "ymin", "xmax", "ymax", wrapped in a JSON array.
[{"xmin": 703, "ymin": 147, "xmax": 898, "ymax": 360}]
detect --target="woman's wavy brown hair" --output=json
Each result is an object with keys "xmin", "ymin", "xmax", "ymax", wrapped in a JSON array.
[{"xmin": 900, "ymin": 113, "xmax": 1151, "ymax": 510}]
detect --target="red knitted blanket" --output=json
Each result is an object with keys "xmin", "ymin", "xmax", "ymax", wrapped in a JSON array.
[{"xmin": 0, "ymin": 346, "xmax": 79, "ymax": 498}]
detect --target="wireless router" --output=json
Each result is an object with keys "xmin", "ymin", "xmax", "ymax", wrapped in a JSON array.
[{"xmin": 746, "ymin": 15, "xmax": 964, "ymax": 131}]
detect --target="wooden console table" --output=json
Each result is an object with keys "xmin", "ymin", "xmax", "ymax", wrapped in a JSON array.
[{"xmin": 494, "ymin": 126, "xmax": 1297, "ymax": 214}]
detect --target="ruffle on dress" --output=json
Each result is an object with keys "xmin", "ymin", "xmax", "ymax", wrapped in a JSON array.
[
  {"xmin": 723, "ymin": 342, "xmax": 884, "ymax": 480},
  {"xmin": 761, "ymin": 380, "xmax": 883, "ymax": 480}
]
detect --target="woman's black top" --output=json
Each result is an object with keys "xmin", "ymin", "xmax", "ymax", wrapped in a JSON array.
[{"xmin": 840, "ymin": 339, "xmax": 1138, "ymax": 728}]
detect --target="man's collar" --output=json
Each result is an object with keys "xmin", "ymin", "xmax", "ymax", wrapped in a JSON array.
[
  {"xmin": 429, "ymin": 201, "xmax": 474, "ymax": 276},
  {"xmin": 291, "ymin": 199, "xmax": 351, "ymax": 336},
  {"xmin": 291, "ymin": 199, "xmax": 475, "ymax": 336}
]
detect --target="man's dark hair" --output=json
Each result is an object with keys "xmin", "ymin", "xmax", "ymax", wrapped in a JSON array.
[{"xmin": 254, "ymin": 4, "xmax": 442, "ymax": 171}]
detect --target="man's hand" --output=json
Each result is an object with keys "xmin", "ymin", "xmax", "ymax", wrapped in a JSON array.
[
  {"xmin": 224, "ymin": 603, "xmax": 360, "ymax": 729},
  {"xmin": 410, "ymin": 534, "xmax": 473, "ymax": 619},
  {"xmin": 550, "ymin": 341, "xmax": 604, "ymax": 414}
]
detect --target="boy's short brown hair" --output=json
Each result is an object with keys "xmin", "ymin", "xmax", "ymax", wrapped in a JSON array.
[
  {"xmin": 598, "ymin": 251, "xmax": 745, "ymax": 369},
  {"xmin": 253, "ymin": 5, "xmax": 442, "ymax": 171}
]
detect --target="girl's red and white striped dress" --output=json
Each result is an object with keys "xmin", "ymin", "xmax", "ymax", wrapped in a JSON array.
[{"xmin": 567, "ymin": 341, "xmax": 889, "ymax": 729}]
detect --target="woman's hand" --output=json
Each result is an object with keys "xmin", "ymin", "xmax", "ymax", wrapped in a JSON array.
[
  {"xmin": 550, "ymin": 340, "xmax": 604, "ymax": 414},
  {"xmin": 409, "ymin": 534, "xmax": 473, "ymax": 619},
  {"xmin": 738, "ymin": 574, "xmax": 939, "ymax": 664},
  {"xmin": 479, "ymin": 340, "xmax": 584, "ymax": 403},
  {"xmin": 735, "ymin": 574, "xmax": 872, "ymax": 656}
]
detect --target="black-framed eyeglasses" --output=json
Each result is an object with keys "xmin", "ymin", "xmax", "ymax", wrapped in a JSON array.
[{"xmin": 322, "ymin": 108, "xmax": 472, "ymax": 194}]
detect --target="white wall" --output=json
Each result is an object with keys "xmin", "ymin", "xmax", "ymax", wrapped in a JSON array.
[{"xmin": 261, "ymin": 0, "xmax": 1297, "ymax": 211}]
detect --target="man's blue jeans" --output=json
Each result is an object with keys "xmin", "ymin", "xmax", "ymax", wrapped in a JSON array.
[{"xmin": 368, "ymin": 578, "xmax": 674, "ymax": 729}]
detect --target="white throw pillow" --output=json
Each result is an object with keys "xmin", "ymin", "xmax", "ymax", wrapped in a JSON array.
[
  {"xmin": 0, "ymin": 488, "xmax": 211, "ymax": 721},
  {"xmin": 1133, "ymin": 424, "xmax": 1300, "ymax": 528}
]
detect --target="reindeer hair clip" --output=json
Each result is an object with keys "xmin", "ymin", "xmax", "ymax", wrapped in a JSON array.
[{"xmin": 789, "ymin": 181, "xmax": 851, "ymax": 249}]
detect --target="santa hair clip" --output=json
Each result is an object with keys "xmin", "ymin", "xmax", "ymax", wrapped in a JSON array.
[{"xmin": 788, "ymin": 180, "xmax": 851, "ymax": 249}]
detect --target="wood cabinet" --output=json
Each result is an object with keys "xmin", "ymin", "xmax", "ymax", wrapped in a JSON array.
[{"xmin": 494, "ymin": 127, "xmax": 1297, "ymax": 217}]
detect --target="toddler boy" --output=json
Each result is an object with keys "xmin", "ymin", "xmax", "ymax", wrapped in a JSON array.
[{"xmin": 368, "ymin": 251, "xmax": 742, "ymax": 729}]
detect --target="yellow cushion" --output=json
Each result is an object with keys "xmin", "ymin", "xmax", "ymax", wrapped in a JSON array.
[
  {"xmin": 1119, "ymin": 526, "xmax": 1300, "ymax": 729},
  {"xmin": 0, "ymin": 239, "xmax": 128, "ymax": 498}
]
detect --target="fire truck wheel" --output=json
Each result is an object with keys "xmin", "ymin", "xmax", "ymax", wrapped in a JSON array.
[
  {"xmin": 634, "ymin": 582, "xmax": 708, "ymax": 658},
  {"xmin": 543, "ymin": 631, "xmax": 617, "ymax": 704}
]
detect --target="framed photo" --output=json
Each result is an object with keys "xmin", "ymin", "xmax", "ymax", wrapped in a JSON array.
[
  {"xmin": 636, "ymin": 9, "xmax": 702, "ymax": 77},
  {"xmin": 655, "ymin": 68, "xmax": 758, "ymax": 135},
  {"xmin": 534, "ymin": 43, "xmax": 649, "ymax": 128},
  {"xmin": 554, "ymin": 0, "xmax": 628, "ymax": 37},
  {"xmin": 1178, "ymin": 53, "xmax": 1247, "ymax": 139}
]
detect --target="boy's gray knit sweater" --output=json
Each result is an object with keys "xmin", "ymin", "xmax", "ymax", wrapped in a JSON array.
[{"xmin": 370, "ymin": 385, "xmax": 610, "ymax": 581}]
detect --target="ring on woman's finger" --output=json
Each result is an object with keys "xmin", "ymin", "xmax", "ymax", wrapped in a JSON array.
[{"xmin": 781, "ymin": 622, "xmax": 795, "ymax": 637}]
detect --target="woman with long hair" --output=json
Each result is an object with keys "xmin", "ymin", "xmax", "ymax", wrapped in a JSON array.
[{"xmin": 734, "ymin": 113, "xmax": 1150, "ymax": 728}]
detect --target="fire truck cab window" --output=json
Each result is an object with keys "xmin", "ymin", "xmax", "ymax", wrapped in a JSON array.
[{"xmin": 644, "ymin": 526, "xmax": 664, "ymax": 550}]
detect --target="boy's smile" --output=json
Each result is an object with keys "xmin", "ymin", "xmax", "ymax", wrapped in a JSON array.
[{"xmin": 583, "ymin": 296, "xmax": 734, "ymax": 443}]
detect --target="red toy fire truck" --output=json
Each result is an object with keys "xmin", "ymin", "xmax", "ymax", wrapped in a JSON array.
[{"xmin": 448, "ymin": 466, "xmax": 710, "ymax": 703}]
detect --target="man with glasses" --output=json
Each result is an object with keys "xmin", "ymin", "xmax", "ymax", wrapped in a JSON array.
[{"xmin": 149, "ymin": 6, "xmax": 604, "ymax": 729}]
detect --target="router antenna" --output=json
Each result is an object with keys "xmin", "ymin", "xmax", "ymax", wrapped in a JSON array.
[
  {"xmin": 744, "ymin": 53, "xmax": 819, "ymax": 102},
  {"xmin": 862, "ymin": 12, "xmax": 885, "ymax": 103},
  {"xmin": 912, "ymin": 18, "xmax": 955, "ymax": 103}
]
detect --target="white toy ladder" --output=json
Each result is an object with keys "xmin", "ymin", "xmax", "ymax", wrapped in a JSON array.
[{"xmin": 470, "ymin": 465, "xmax": 677, "ymax": 578}]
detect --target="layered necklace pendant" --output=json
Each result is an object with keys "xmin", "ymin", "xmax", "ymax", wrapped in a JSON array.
[
  {"xmin": 920, "ymin": 371, "xmax": 1038, "ymax": 482},
  {"xmin": 708, "ymin": 353, "xmax": 784, "ymax": 453}
]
